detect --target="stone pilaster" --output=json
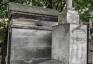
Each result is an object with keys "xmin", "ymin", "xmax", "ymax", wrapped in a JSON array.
[{"xmin": 52, "ymin": 2, "xmax": 87, "ymax": 64}]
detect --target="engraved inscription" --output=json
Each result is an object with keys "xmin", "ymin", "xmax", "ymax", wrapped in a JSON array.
[
  {"xmin": 70, "ymin": 26, "xmax": 87, "ymax": 64},
  {"xmin": 71, "ymin": 30, "xmax": 86, "ymax": 42}
]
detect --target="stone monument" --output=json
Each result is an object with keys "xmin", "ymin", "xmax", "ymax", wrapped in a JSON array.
[
  {"xmin": 7, "ymin": 2, "xmax": 58, "ymax": 64},
  {"xmin": 88, "ymin": 11, "xmax": 93, "ymax": 64},
  {"xmin": 52, "ymin": 0, "xmax": 87, "ymax": 64},
  {"xmin": 58, "ymin": 0, "xmax": 79, "ymax": 24}
]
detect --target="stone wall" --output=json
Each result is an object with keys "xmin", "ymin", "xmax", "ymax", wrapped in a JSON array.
[{"xmin": 7, "ymin": 3, "xmax": 58, "ymax": 64}]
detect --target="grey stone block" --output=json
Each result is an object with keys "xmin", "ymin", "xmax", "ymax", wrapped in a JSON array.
[
  {"xmin": 10, "ymin": 13, "xmax": 58, "ymax": 29},
  {"xmin": 39, "ymin": 60, "xmax": 63, "ymax": 64},
  {"xmin": 58, "ymin": 10, "xmax": 79, "ymax": 24},
  {"xmin": 88, "ymin": 51, "xmax": 92, "ymax": 64},
  {"xmin": 8, "ymin": 2, "xmax": 58, "ymax": 64},
  {"xmin": 9, "ymin": 2, "xmax": 59, "ymax": 16},
  {"xmin": 52, "ymin": 24, "xmax": 87, "ymax": 64},
  {"xmin": 9, "ymin": 28, "xmax": 52, "ymax": 64}
]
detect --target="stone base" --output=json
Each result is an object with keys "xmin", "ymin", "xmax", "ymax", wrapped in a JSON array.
[
  {"xmin": 88, "ymin": 40, "xmax": 93, "ymax": 64},
  {"xmin": 52, "ymin": 24, "xmax": 87, "ymax": 64},
  {"xmin": 39, "ymin": 60, "xmax": 63, "ymax": 64},
  {"xmin": 9, "ymin": 28, "xmax": 52, "ymax": 64},
  {"xmin": 58, "ymin": 10, "xmax": 79, "ymax": 24}
]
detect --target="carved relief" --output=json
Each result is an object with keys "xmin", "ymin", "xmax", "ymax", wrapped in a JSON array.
[
  {"xmin": 70, "ymin": 25, "xmax": 87, "ymax": 64},
  {"xmin": 71, "ymin": 25, "xmax": 86, "ymax": 42}
]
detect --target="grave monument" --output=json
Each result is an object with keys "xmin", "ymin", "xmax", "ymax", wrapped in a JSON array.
[
  {"xmin": 52, "ymin": 0, "xmax": 87, "ymax": 64},
  {"xmin": 7, "ymin": 0, "xmax": 87, "ymax": 64},
  {"xmin": 7, "ymin": 2, "xmax": 58, "ymax": 64}
]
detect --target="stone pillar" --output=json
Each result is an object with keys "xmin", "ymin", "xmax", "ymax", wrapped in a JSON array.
[
  {"xmin": 52, "ymin": 1, "xmax": 87, "ymax": 64},
  {"xmin": 58, "ymin": 10, "xmax": 79, "ymax": 24},
  {"xmin": 52, "ymin": 24, "xmax": 87, "ymax": 64},
  {"xmin": 89, "ymin": 11, "xmax": 93, "ymax": 39},
  {"xmin": 66, "ymin": 0, "xmax": 72, "ymax": 10},
  {"xmin": 88, "ymin": 11, "xmax": 93, "ymax": 64}
]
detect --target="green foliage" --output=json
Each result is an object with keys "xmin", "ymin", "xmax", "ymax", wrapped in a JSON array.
[
  {"xmin": 80, "ymin": 11, "xmax": 89, "ymax": 22},
  {"xmin": 0, "ymin": 20, "xmax": 7, "ymax": 43},
  {"xmin": 72, "ymin": 0, "xmax": 93, "ymax": 22},
  {"xmin": 0, "ymin": 22, "xmax": 3, "ymax": 27},
  {"xmin": 0, "ymin": 0, "xmax": 92, "ymax": 21},
  {"xmin": 9, "ymin": 0, "xmax": 23, "ymax": 3},
  {"xmin": 0, "ymin": 28, "xmax": 6, "ymax": 43},
  {"xmin": 0, "ymin": 12, "xmax": 5, "ymax": 18}
]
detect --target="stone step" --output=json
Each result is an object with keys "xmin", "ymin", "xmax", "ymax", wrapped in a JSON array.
[{"xmin": 39, "ymin": 60, "xmax": 63, "ymax": 64}]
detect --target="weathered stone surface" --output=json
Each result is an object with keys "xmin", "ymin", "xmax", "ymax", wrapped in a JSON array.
[
  {"xmin": 52, "ymin": 24, "xmax": 87, "ymax": 64},
  {"xmin": 88, "ymin": 11, "xmax": 93, "ymax": 64},
  {"xmin": 8, "ymin": 2, "xmax": 59, "ymax": 16},
  {"xmin": 89, "ymin": 41, "xmax": 93, "ymax": 51},
  {"xmin": 88, "ymin": 39, "xmax": 93, "ymax": 64},
  {"xmin": 11, "ymin": 13, "xmax": 58, "ymax": 28},
  {"xmin": 88, "ymin": 51, "xmax": 92, "ymax": 64},
  {"xmin": 66, "ymin": 0, "xmax": 72, "ymax": 10},
  {"xmin": 8, "ymin": 3, "xmax": 58, "ymax": 64},
  {"xmin": 58, "ymin": 10, "xmax": 79, "ymax": 24},
  {"xmin": 9, "ymin": 28, "xmax": 52, "ymax": 64},
  {"xmin": 10, "ymin": 59, "xmax": 49, "ymax": 64},
  {"xmin": 39, "ymin": 59, "xmax": 63, "ymax": 64},
  {"xmin": 88, "ymin": 51, "xmax": 93, "ymax": 64}
]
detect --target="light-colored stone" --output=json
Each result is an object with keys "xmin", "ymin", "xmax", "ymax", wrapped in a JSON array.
[
  {"xmin": 10, "ymin": 28, "xmax": 52, "ymax": 64},
  {"xmin": 8, "ymin": 2, "xmax": 59, "ymax": 16},
  {"xmin": 52, "ymin": 24, "xmax": 87, "ymax": 64},
  {"xmin": 8, "ymin": 3, "xmax": 58, "ymax": 64},
  {"xmin": 58, "ymin": 10, "xmax": 79, "ymax": 24},
  {"xmin": 39, "ymin": 59, "xmax": 63, "ymax": 64},
  {"xmin": 66, "ymin": 0, "xmax": 72, "ymax": 10}
]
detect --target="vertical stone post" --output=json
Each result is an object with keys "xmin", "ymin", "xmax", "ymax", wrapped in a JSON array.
[
  {"xmin": 92, "ymin": 53, "xmax": 93, "ymax": 64},
  {"xmin": 89, "ymin": 12, "xmax": 93, "ymax": 39},
  {"xmin": 88, "ymin": 11, "xmax": 93, "ymax": 64},
  {"xmin": 66, "ymin": 0, "xmax": 72, "ymax": 10},
  {"xmin": 52, "ymin": 0, "xmax": 87, "ymax": 64}
]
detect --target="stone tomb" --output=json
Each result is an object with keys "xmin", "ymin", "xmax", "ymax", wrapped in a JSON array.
[
  {"xmin": 7, "ymin": 3, "xmax": 58, "ymax": 64},
  {"xmin": 52, "ymin": 24, "xmax": 87, "ymax": 64},
  {"xmin": 51, "ymin": 0, "xmax": 87, "ymax": 63}
]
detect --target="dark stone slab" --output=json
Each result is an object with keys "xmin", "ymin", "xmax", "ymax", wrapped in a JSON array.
[
  {"xmin": 39, "ymin": 60, "xmax": 63, "ymax": 64},
  {"xmin": 10, "ymin": 13, "xmax": 58, "ymax": 29},
  {"xmin": 12, "ymin": 13, "xmax": 58, "ymax": 22}
]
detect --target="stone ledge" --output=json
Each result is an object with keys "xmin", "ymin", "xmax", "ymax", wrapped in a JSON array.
[
  {"xmin": 8, "ymin": 2, "xmax": 59, "ymax": 16},
  {"xmin": 39, "ymin": 60, "xmax": 63, "ymax": 64},
  {"xmin": 10, "ymin": 24, "xmax": 52, "ymax": 31}
]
